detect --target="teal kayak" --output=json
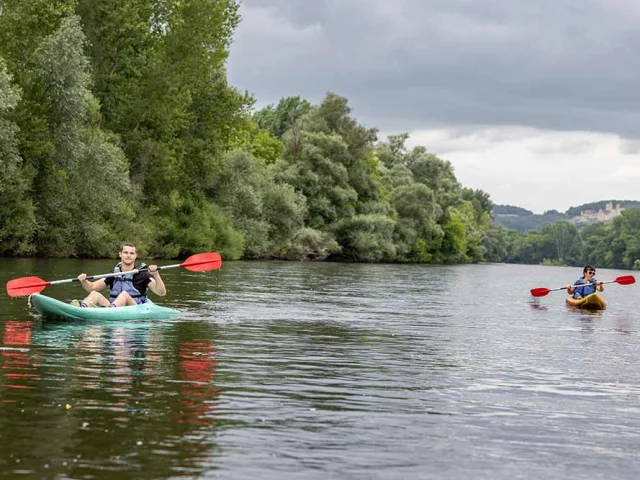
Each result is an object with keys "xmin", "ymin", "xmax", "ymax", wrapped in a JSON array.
[{"xmin": 30, "ymin": 293, "xmax": 180, "ymax": 320}]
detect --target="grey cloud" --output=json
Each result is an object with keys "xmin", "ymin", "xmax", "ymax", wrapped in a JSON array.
[
  {"xmin": 620, "ymin": 139, "xmax": 640, "ymax": 154},
  {"xmin": 228, "ymin": 0, "xmax": 640, "ymax": 137}
]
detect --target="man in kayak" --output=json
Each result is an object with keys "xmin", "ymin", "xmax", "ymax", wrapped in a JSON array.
[
  {"xmin": 567, "ymin": 265, "xmax": 604, "ymax": 299},
  {"xmin": 71, "ymin": 242, "xmax": 167, "ymax": 307}
]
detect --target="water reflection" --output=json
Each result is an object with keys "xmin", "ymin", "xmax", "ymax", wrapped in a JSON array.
[
  {"xmin": 176, "ymin": 340, "xmax": 218, "ymax": 428},
  {"xmin": 529, "ymin": 299, "xmax": 548, "ymax": 311},
  {"xmin": 1, "ymin": 320, "xmax": 38, "ymax": 394},
  {"xmin": 2, "ymin": 261, "xmax": 640, "ymax": 479},
  {"xmin": 612, "ymin": 315, "xmax": 635, "ymax": 335},
  {"xmin": 0, "ymin": 320, "xmax": 220, "ymax": 478}
]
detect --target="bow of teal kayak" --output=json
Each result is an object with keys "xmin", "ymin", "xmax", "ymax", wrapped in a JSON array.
[{"xmin": 29, "ymin": 293, "xmax": 180, "ymax": 320}]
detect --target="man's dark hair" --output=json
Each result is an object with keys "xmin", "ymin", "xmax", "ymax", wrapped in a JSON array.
[
  {"xmin": 583, "ymin": 265, "xmax": 595, "ymax": 273},
  {"xmin": 119, "ymin": 242, "xmax": 137, "ymax": 253}
]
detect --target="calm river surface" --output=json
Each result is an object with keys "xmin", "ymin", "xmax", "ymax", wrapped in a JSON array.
[{"xmin": 1, "ymin": 259, "xmax": 639, "ymax": 479}]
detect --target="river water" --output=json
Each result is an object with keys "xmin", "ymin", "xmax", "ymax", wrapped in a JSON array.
[{"xmin": 1, "ymin": 259, "xmax": 639, "ymax": 479}]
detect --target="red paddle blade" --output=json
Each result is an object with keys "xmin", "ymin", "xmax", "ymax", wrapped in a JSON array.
[
  {"xmin": 615, "ymin": 275, "xmax": 635, "ymax": 285},
  {"xmin": 6, "ymin": 276, "xmax": 50, "ymax": 297},
  {"xmin": 530, "ymin": 287, "xmax": 551, "ymax": 297},
  {"xmin": 180, "ymin": 252, "xmax": 222, "ymax": 272}
]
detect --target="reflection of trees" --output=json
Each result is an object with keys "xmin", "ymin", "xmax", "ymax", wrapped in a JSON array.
[{"xmin": 0, "ymin": 320, "xmax": 219, "ymax": 479}]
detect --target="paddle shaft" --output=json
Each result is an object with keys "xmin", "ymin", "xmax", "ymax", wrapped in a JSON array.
[
  {"xmin": 11, "ymin": 265, "xmax": 183, "ymax": 291},
  {"xmin": 530, "ymin": 275, "xmax": 635, "ymax": 297},
  {"xmin": 543, "ymin": 280, "xmax": 609, "ymax": 292},
  {"xmin": 567, "ymin": 278, "xmax": 622, "ymax": 288},
  {"xmin": 47, "ymin": 263, "xmax": 183, "ymax": 286},
  {"xmin": 556, "ymin": 281, "xmax": 602, "ymax": 292},
  {"xmin": 6, "ymin": 252, "xmax": 222, "ymax": 297}
]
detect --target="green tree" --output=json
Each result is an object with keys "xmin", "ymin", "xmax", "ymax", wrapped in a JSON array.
[
  {"xmin": 441, "ymin": 209, "xmax": 469, "ymax": 263},
  {"xmin": 0, "ymin": 57, "xmax": 36, "ymax": 254},
  {"xmin": 285, "ymin": 228, "xmax": 340, "ymax": 261},
  {"xmin": 377, "ymin": 133, "xmax": 409, "ymax": 168},
  {"xmin": 77, "ymin": 0, "xmax": 251, "ymax": 255},
  {"xmin": 29, "ymin": 16, "xmax": 140, "ymax": 256},
  {"xmin": 607, "ymin": 209, "xmax": 640, "ymax": 269},
  {"xmin": 390, "ymin": 183, "xmax": 443, "ymax": 262},
  {"xmin": 253, "ymin": 96, "xmax": 312, "ymax": 139},
  {"xmin": 154, "ymin": 192, "xmax": 244, "ymax": 259},
  {"xmin": 246, "ymin": 128, "xmax": 284, "ymax": 164},
  {"xmin": 580, "ymin": 223, "xmax": 609, "ymax": 267},
  {"xmin": 212, "ymin": 149, "xmax": 306, "ymax": 257},
  {"xmin": 540, "ymin": 221, "xmax": 581, "ymax": 266},
  {"xmin": 0, "ymin": 0, "xmax": 76, "ymax": 76},
  {"xmin": 312, "ymin": 93, "xmax": 381, "ymax": 207},
  {"xmin": 332, "ymin": 214, "xmax": 396, "ymax": 261},
  {"xmin": 455, "ymin": 201, "xmax": 485, "ymax": 263},
  {"xmin": 277, "ymin": 130, "xmax": 357, "ymax": 228},
  {"xmin": 481, "ymin": 225, "xmax": 509, "ymax": 263},
  {"xmin": 506, "ymin": 231, "xmax": 546, "ymax": 264},
  {"xmin": 406, "ymin": 146, "xmax": 460, "ymax": 215},
  {"xmin": 462, "ymin": 187, "xmax": 494, "ymax": 222}
]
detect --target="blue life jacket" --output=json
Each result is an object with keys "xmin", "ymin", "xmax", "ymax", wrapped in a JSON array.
[
  {"xmin": 573, "ymin": 276, "xmax": 598, "ymax": 299},
  {"xmin": 108, "ymin": 262, "xmax": 149, "ymax": 304}
]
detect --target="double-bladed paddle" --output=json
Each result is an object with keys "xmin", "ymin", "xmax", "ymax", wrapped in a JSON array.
[
  {"xmin": 6, "ymin": 252, "xmax": 222, "ymax": 298},
  {"xmin": 530, "ymin": 275, "xmax": 635, "ymax": 298}
]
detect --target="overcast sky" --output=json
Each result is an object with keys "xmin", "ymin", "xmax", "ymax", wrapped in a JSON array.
[{"xmin": 227, "ymin": 0, "xmax": 640, "ymax": 213}]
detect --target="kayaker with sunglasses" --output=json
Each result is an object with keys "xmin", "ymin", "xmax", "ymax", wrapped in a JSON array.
[{"xmin": 567, "ymin": 265, "xmax": 604, "ymax": 299}]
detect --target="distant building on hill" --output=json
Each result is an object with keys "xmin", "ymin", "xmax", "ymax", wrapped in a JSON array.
[{"xmin": 572, "ymin": 201, "xmax": 624, "ymax": 225}]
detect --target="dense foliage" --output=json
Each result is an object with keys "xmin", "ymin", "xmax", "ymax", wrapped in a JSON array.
[
  {"xmin": 501, "ymin": 210, "xmax": 640, "ymax": 269},
  {"xmin": 0, "ymin": 0, "xmax": 502, "ymax": 263},
  {"xmin": 1, "ymin": 1, "xmax": 639, "ymax": 270}
]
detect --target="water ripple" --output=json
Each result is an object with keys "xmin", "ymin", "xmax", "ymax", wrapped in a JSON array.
[{"xmin": 1, "ymin": 262, "xmax": 640, "ymax": 479}]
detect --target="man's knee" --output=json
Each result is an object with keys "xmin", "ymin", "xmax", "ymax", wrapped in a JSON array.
[
  {"xmin": 115, "ymin": 292, "xmax": 137, "ymax": 306},
  {"xmin": 86, "ymin": 291, "xmax": 109, "ymax": 307},
  {"xmin": 88, "ymin": 292, "xmax": 103, "ymax": 299}
]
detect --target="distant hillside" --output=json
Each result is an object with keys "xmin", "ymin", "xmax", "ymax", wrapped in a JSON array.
[
  {"xmin": 493, "ymin": 207, "xmax": 567, "ymax": 231},
  {"xmin": 492, "ymin": 205, "xmax": 534, "ymax": 216},
  {"xmin": 493, "ymin": 200, "xmax": 640, "ymax": 232}
]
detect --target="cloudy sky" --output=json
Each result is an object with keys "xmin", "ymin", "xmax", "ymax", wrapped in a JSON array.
[{"xmin": 227, "ymin": 0, "xmax": 640, "ymax": 213}]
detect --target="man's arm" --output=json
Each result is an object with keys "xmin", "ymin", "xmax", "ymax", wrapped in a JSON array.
[
  {"xmin": 77, "ymin": 273, "xmax": 107, "ymax": 292},
  {"xmin": 147, "ymin": 265, "xmax": 166, "ymax": 296}
]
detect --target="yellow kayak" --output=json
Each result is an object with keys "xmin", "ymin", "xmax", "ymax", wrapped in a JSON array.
[{"xmin": 566, "ymin": 293, "xmax": 606, "ymax": 311}]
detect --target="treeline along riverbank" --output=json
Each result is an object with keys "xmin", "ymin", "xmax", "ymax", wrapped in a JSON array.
[{"xmin": 1, "ymin": 1, "xmax": 640, "ymax": 269}]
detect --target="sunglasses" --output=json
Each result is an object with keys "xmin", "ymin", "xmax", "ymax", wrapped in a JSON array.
[{"xmin": 587, "ymin": 270, "xmax": 596, "ymax": 274}]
